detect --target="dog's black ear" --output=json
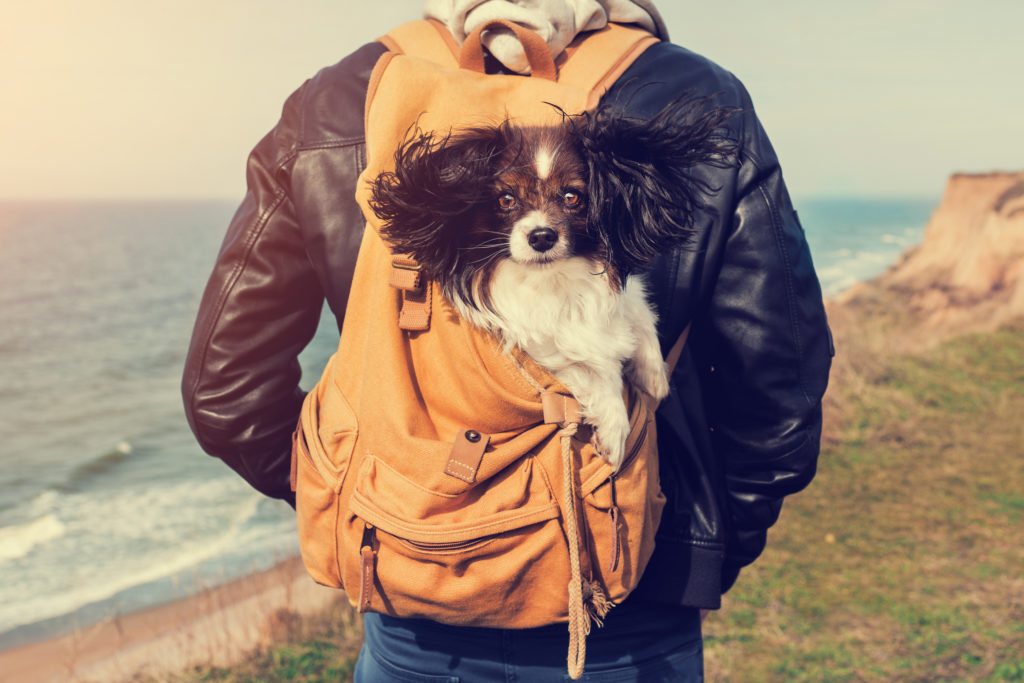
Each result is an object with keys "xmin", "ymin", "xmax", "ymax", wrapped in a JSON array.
[
  {"xmin": 368, "ymin": 126, "xmax": 504, "ymax": 282},
  {"xmin": 574, "ymin": 95, "xmax": 738, "ymax": 274}
]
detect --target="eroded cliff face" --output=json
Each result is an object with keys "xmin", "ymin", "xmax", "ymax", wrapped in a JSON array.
[
  {"xmin": 822, "ymin": 171, "xmax": 1024, "ymax": 438},
  {"xmin": 836, "ymin": 171, "xmax": 1024, "ymax": 341}
]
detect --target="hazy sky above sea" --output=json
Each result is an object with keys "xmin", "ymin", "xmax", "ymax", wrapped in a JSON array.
[{"xmin": 1, "ymin": 1, "xmax": 1021, "ymax": 201}]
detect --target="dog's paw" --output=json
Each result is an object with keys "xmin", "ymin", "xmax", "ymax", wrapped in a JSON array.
[
  {"xmin": 631, "ymin": 361, "xmax": 670, "ymax": 402},
  {"xmin": 590, "ymin": 407, "xmax": 631, "ymax": 471}
]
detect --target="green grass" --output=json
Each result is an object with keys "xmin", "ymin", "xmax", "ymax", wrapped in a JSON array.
[
  {"xmin": 162, "ymin": 321, "xmax": 1024, "ymax": 683},
  {"xmin": 703, "ymin": 320, "xmax": 1024, "ymax": 682}
]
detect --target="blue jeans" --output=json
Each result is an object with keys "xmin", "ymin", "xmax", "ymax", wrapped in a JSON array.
[{"xmin": 354, "ymin": 599, "xmax": 703, "ymax": 682}]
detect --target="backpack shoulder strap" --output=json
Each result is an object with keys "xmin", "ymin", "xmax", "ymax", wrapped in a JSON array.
[
  {"xmin": 379, "ymin": 19, "xmax": 460, "ymax": 66},
  {"xmin": 665, "ymin": 324, "xmax": 692, "ymax": 375},
  {"xmin": 556, "ymin": 24, "xmax": 661, "ymax": 109}
]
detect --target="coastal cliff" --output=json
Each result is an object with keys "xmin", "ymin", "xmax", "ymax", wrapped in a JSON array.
[
  {"xmin": 823, "ymin": 171, "xmax": 1024, "ymax": 440},
  {"xmin": 833, "ymin": 171, "xmax": 1024, "ymax": 345}
]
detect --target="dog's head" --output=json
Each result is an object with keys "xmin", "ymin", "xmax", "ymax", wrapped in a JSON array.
[
  {"xmin": 368, "ymin": 97, "xmax": 736, "ymax": 308},
  {"xmin": 476, "ymin": 125, "xmax": 596, "ymax": 268}
]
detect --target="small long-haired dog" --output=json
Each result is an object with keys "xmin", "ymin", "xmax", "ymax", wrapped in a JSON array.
[{"xmin": 369, "ymin": 98, "xmax": 734, "ymax": 469}]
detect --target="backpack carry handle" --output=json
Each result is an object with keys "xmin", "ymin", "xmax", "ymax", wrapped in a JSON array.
[{"xmin": 459, "ymin": 20, "xmax": 557, "ymax": 80}]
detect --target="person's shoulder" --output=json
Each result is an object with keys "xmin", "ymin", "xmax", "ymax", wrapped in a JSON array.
[
  {"xmin": 306, "ymin": 42, "xmax": 389, "ymax": 100},
  {"xmin": 279, "ymin": 41, "xmax": 388, "ymax": 147},
  {"xmin": 615, "ymin": 40, "xmax": 752, "ymax": 111},
  {"xmin": 601, "ymin": 39, "xmax": 761, "ymax": 153}
]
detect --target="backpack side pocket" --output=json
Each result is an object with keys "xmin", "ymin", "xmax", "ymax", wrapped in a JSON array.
[
  {"xmin": 578, "ymin": 391, "xmax": 665, "ymax": 601},
  {"xmin": 294, "ymin": 375, "xmax": 359, "ymax": 588}
]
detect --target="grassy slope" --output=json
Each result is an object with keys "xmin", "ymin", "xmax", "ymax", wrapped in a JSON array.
[
  {"xmin": 703, "ymin": 320, "xmax": 1024, "ymax": 682},
  {"xmin": 169, "ymin": 321, "xmax": 1024, "ymax": 683}
]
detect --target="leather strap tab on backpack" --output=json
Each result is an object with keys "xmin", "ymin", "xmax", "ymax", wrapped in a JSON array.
[
  {"xmin": 445, "ymin": 429, "xmax": 492, "ymax": 483},
  {"xmin": 389, "ymin": 255, "xmax": 422, "ymax": 292},
  {"xmin": 542, "ymin": 392, "xmax": 584, "ymax": 425},
  {"xmin": 391, "ymin": 255, "xmax": 432, "ymax": 331}
]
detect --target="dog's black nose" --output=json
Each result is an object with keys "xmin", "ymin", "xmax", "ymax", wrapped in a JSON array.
[{"xmin": 528, "ymin": 227, "xmax": 558, "ymax": 252}]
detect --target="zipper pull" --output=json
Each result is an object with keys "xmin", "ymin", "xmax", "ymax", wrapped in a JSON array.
[
  {"xmin": 358, "ymin": 523, "xmax": 376, "ymax": 613},
  {"xmin": 608, "ymin": 475, "xmax": 621, "ymax": 572}
]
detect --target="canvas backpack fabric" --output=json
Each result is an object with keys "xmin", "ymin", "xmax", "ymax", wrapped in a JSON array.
[{"xmin": 290, "ymin": 19, "xmax": 664, "ymax": 678}]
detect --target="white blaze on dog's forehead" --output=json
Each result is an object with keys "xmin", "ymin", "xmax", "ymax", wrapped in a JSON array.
[{"xmin": 535, "ymin": 145, "xmax": 554, "ymax": 180}]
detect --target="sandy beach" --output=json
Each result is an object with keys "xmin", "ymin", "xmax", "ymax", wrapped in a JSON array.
[{"xmin": 0, "ymin": 556, "xmax": 346, "ymax": 683}]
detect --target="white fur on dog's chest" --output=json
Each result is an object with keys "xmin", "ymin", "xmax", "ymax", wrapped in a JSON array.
[{"xmin": 460, "ymin": 258, "xmax": 641, "ymax": 370}]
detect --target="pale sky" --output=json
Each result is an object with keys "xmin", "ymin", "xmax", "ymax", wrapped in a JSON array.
[{"xmin": 1, "ymin": 1, "xmax": 1021, "ymax": 201}]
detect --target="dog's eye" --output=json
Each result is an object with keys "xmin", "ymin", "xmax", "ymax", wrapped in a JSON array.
[
  {"xmin": 497, "ymin": 193, "xmax": 517, "ymax": 211},
  {"xmin": 563, "ymin": 190, "xmax": 582, "ymax": 207}
]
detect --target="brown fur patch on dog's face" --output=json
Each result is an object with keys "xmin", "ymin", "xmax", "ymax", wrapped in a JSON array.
[{"xmin": 478, "ymin": 127, "xmax": 593, "ymax": 265}]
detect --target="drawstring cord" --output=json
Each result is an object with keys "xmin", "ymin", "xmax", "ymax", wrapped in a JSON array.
[
  {"xmin": 560, "ymin": 420, "xmax": 613, "ymax": 679},
  {"xmin": 560, "ymin": 421, "xmax": 588, "ymax": 680},
  {"xmin": 508, "ymin": 353, "xmax": 610, "ymax": 679}
]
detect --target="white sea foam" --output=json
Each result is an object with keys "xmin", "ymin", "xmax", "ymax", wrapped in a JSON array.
[
  {"xmin": 0, "ymin": 476, "xmax": 296, "ymax": 634},
  {"xmin": 817, "ymin": 247, "xmax": 900, "ymax": 296},
  {"xmin": 0, "ymin": 204, "xmax": 303, "ymax": 639},
  {"xmin": 28, "ymin": 489, "xmax": 59, "ymax": 515},
  {"xmin": 0, "ymin": 513, "xmax": 66, "ymax": 562}
]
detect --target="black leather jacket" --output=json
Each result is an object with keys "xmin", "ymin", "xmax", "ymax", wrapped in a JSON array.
[{"xmin": 183, "ymin": 36, "xmax": 832, "ymax": 610}]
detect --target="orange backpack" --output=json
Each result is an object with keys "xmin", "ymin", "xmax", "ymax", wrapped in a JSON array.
[{"xmin": 290, "ymin": 19, "xmax": 672, "ymax": 678}]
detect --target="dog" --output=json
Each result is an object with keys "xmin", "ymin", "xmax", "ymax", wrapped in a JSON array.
[{"xmin": 369, "ymin": 98, "xmax": 734, "ymax": 469}]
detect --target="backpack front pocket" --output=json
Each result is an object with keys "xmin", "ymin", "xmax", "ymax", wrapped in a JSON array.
[{"xmin": 341, "ymin": 453, "xmax": 572, "ymax": 628}]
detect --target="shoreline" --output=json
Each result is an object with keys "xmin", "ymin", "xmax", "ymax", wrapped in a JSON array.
[{"xmin": 0, "ymin": 556, "xmax": 345, "ymax": 683}]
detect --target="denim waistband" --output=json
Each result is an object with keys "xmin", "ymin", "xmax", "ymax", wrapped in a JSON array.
[{"xmin": 356, "ymin": 598, "xmax": 703, "ymax": 682}]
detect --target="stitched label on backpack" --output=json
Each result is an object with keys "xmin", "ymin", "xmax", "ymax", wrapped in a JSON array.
[{"xmin": 445, "ymin": 429, "xmax": 491, "ymax": 483}]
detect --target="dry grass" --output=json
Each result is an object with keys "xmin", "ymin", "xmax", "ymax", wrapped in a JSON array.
[
  {"xmin": 152, "ymin": 598, "xmax": 362, "ymax": 683},
  {"xmin": 703, "ymin": 310, "xmax": 1024, "ymax": 682}
]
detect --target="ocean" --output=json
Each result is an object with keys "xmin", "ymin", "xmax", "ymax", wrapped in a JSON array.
[{"xmin": 0, "ymin": 196, "xmax": 936, "ymax": 650}]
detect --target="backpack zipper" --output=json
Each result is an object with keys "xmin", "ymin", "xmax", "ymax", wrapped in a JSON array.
[
  {"xmin": 394, "ymin": 535, "xmax": 496, "ymax": 554},
  {"xmin": 601, "ymin": 415, "xmax": 648, "ymax": 573},
  {"xmin": 358, "ymin": 523, "xmax": 376, "ymax": 612}
]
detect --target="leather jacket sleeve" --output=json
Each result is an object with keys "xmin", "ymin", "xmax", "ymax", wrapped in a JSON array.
[
  {"xmin": 182, "ymin": 42, "xmax": 384, "ymax": 506},
  {"xmin": 700, "ymin": 89, "xmax": 832, "ymax": 588},
  {"xmin": 606, "ymin": 44, "xmax": 831, "ymax": 598},
  {"xmin": 610, "ymin": 42, "xmax": 832, "ymax": 597},
  {"xmin": 181, "ymin": 82, "xmax": 324, "ymax": 506}
]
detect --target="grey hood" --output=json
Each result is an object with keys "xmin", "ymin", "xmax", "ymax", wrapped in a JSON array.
[{"xmin": 423, "ymin": 0, "xmax": 668, "ymax": 74}]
